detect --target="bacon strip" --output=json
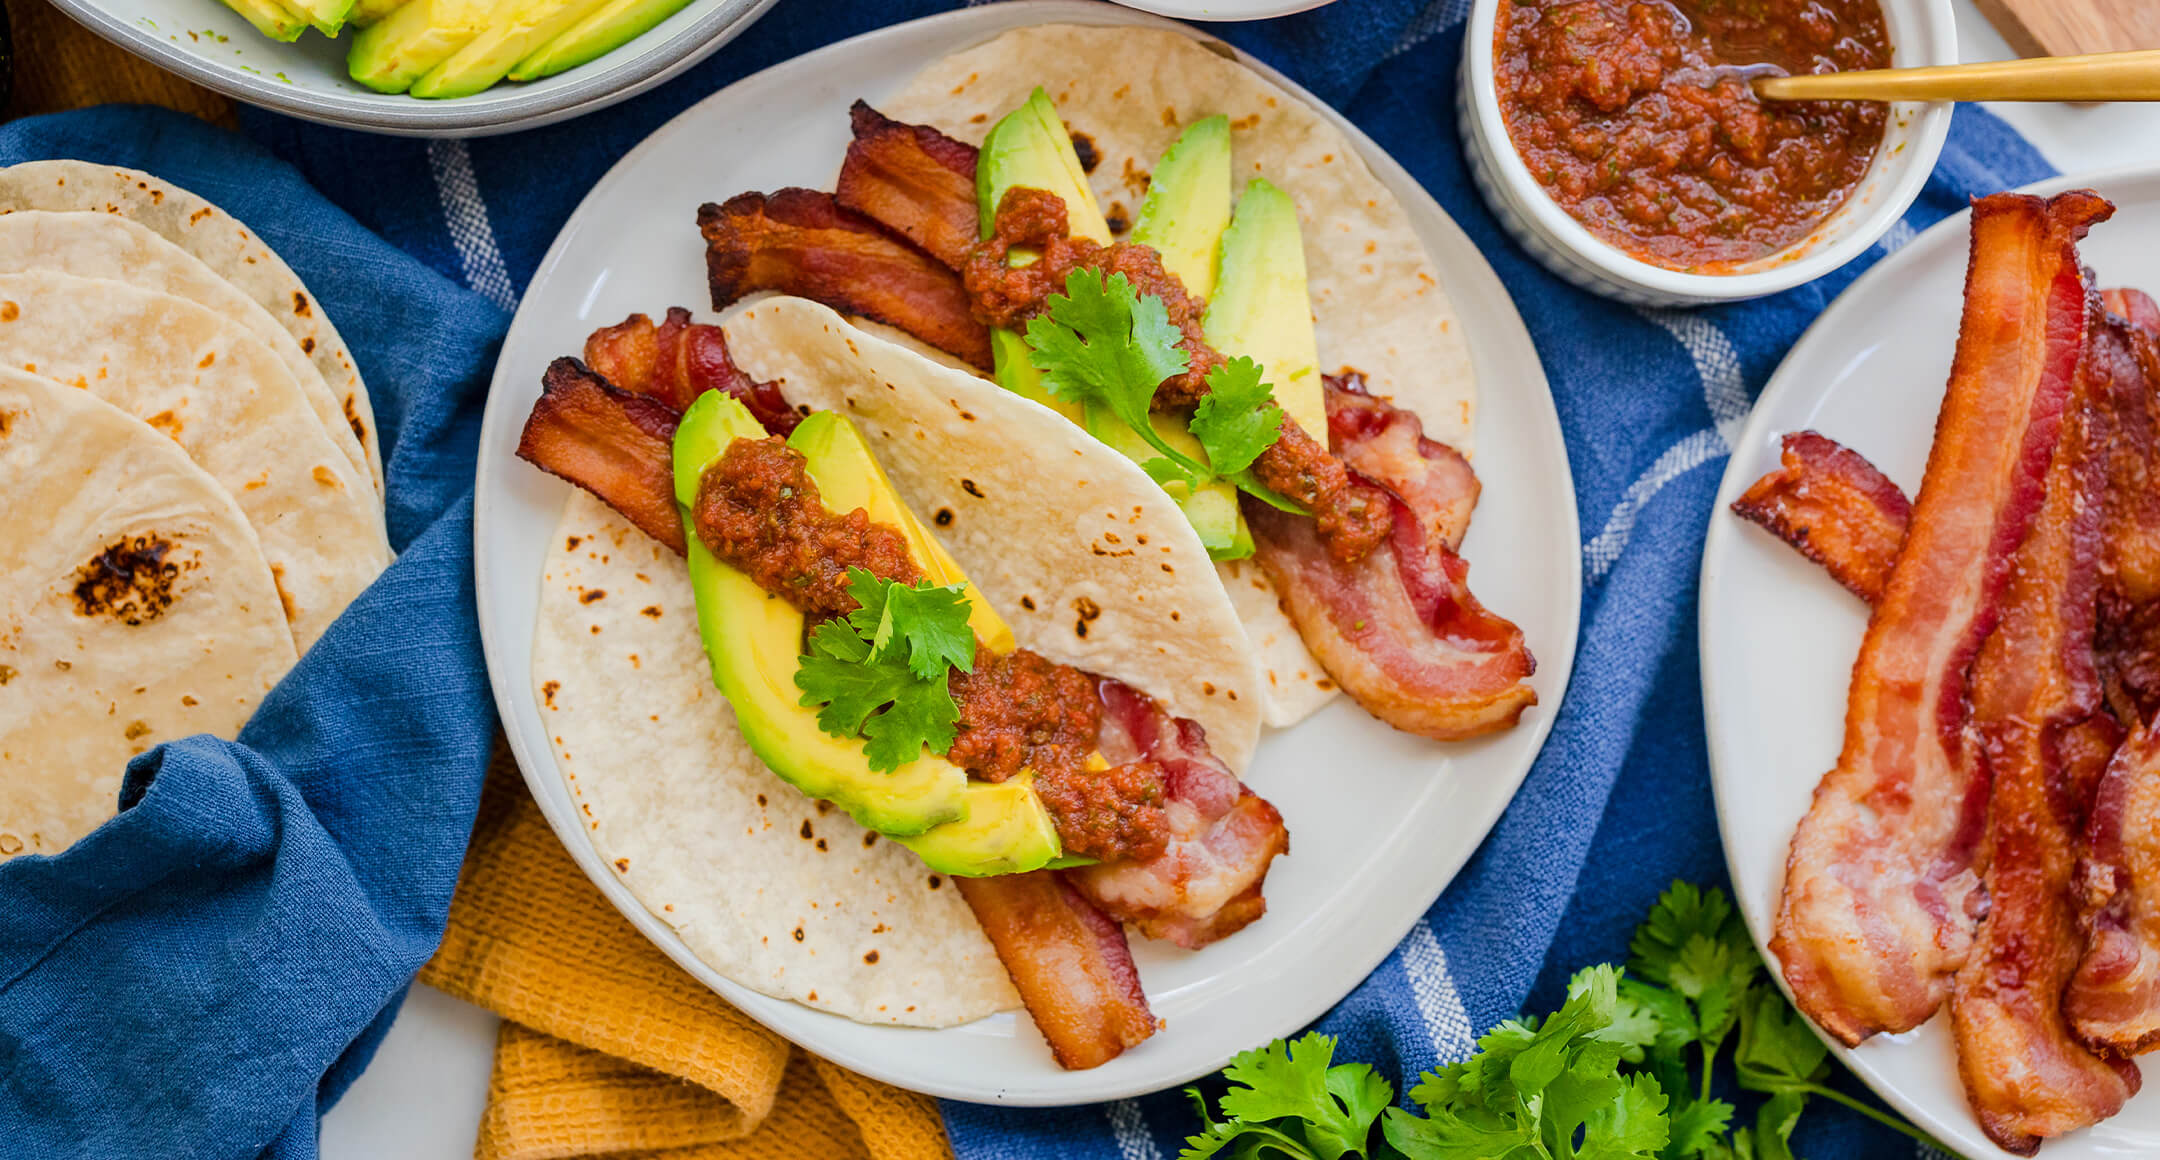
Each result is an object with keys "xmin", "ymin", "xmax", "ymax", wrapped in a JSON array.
[
  {"xmin": 517, "ymin": 358, "xmax": 687, "ymax": 554},
  {"xmin": 1950, "ymin": 317, "xmax": 2139, "ymax": 1154},
  {"xmin": 1733, "ymin": 431, "xmax": 1913, "ymax": 604},
  {"xmin": 2102, "ymin": 287, "xmax": 2160, "ymax": 334},
  {"xmin": 1247, "ymin": 379, "xmax": 1535, "ymax": 741},
  {"xmin": 1773, "ymin": 191, "xmax": 2112, "ymax": 1046},
  {"xmin": 583, "ymin": 307, "xmax": 800, "ymax": 432},
  {"xmin": 953, "ymin": 873, "xmax": 1158, "ymax": 1069},
  {"xmin": 835, "ymin": 101, "xmax": 981, "ymax": 272},
  {"xmin": 2069, "ymin": 722, "xmax": 2160, "ymax": 1054},
  {"xmin": 1065, "ymin": 681, "xmax": 1289, "ymax": 950},
  {"xmin": 698, "ymin": 189, "xmax": 991, "ymax": 370}
]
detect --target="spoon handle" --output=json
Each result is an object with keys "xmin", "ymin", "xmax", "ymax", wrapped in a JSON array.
[{"xmin": 1754, "ymin": 49, "xmax": 2160, "ymax": 102}]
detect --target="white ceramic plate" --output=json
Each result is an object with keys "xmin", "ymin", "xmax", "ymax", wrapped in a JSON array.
[
  {"xmin": 475, "ymin": 0, "xmax": 1581, "ymax": 1105},
  {"xmin": 46, "ymin": 0, "xmax": 776, "ymax": 136},
  {"xmin": 1702, "ymin": 168, "xmax": 2160, "ymax": 1159}
]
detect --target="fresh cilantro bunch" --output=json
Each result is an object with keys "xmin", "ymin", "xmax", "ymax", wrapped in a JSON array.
[
  {"xmin": 1025, "ymin": 268, "xmax": 1286, "ymax": 497},
  {"xmin": 1179, "ymin": 883, "xmax": 1937, "ymax": 1160},
  {"xmin": 793, "ymin": 567, "xmax": 977, "ymax": 773}
]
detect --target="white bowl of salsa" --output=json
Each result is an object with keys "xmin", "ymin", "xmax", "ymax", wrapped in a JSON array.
[{"xmin": 1457, "ymin": 0, "xmax": 1955, "ymax": 307}]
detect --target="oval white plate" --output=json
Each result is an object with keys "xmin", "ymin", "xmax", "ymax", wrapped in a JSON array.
[
  {"xmin": 475, "ymin": 0, "xmax": 1581, "ymax": 1105},
  {"xmin": 1702, "ymin": 168, "xmax": 2160, "ymax": 1159}
]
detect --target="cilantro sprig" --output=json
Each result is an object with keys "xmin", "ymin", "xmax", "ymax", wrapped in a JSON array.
[
  {"xmin": 794, "ymin": 567, "xmax": 977, "ymax": 773},
  {"xmin": 1025, "ymin": 268, "xmax": 1286, "ymax": 497},
  {"xmin": 1179, "ymin": 882, "xmax": 1939, "ymax": 1160}
]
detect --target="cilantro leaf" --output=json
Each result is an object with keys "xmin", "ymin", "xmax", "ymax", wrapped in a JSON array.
[
  {"xmin": 794, "ymin": 570, "xmax": 976, "ymax": 773},
  {"xmin": 1190, "ymin": 356, "xmax": 1285, "ymax": 478},
  {"xmin": 1665, "ymin": 1096, "xmax": 1737, "ymax": 1160},
  {"xmin": 1026, "ymin": 268, "xmax": 1203, "ymax": 476},
  {"xmin": 1215, "ymin": 1035, "xmax": 1389, "ymax": 1160},
  {"xmin": 841, "ymin": 567, "xmax": 977, "ymax": 680},
  {"xmin": 1733, "ymin": 987, "xmax": 1828, "ymax": 1092}
]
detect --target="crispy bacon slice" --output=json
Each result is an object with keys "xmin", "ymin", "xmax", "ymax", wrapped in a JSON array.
[
  {"xmin": 2102, "ymin": 287, "xmax": 2160, "ymax": 334},
  {"xmin": 2092, "ymin": 316, "xmax": 2160, "ymax": 723},
  {"xmin": 1733, "ymin": 432, "xmax": 1913, "ymax": 604},
  {"xmin": 583, "ymin": 307, "xmax": 800, "ymax": 432},
  {"xmin": 1246, "ymin": 378, "xmax": 1535, "ymax": 741},
  {"xmin": 518, "ymin": 359, "xmax": 687, "ymax": 554},
  {"xmin": 954, "ymin": 873, "xmax": 1158, "ymax": 1069},
  {"xmin": 1950, "ymin": 322, "xmax": 2139, "ymax": 1154},
  {"xmin": 697, "ymin": 189, "xmax": 991, "ymax": 370},
  {"xmin": 835, "ymin": 102, "xmax": 982, "ymax": 272},
  {"xmin": 1773, "ymin": 191, "xmax": 2112, "ymax": 1046},
  {"xmin": 2069, "ymin": 722, "xmax": 2160, "ymax": 1054},
  {"xmin": 1065, "ymin": 681, "xmax": 1289, "ymax": 950}
]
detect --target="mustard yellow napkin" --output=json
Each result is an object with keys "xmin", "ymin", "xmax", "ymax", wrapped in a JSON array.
[
  {"xmin": 7, "ymin": 0, "xmax": 235, "ymax": 124},
  {"xmin": 422, "ymin": 755, "xmax": 954, "ymax": 1160}
]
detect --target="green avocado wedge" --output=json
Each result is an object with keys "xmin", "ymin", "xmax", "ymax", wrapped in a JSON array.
[
  {"xmin": 221, "ymin": 0, "xmax": 310, "ymax": 41},
  {"xmin": 1129, "ymin": 115, "xmax": 1233, "ymax": 301},
  {"xmin": 673, "ymin": 394, "xmax": 968, "ymax": 838},
  {"xmin": 672, "ymin": 394, "xmax": 1066, "ymax": 876},
  {"xmin": 505, "ymin": 0, "xmax": 691, "ymax": 81},
  {"xmin": 976, "ymin": 94, "xmax": 1253, "ymax": 559},
  {"xmin": 408, "ymin": 0, "xmax": 613, "ymax": 98},
  {"xmin": 346, "ymin": 0, "xmax": 496, "ymax": 93},
  {"xmin": 1204, "ymin": 177, "xmax": 1324, "ymax": 442}
]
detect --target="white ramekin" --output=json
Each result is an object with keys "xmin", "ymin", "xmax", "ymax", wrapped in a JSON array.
[{"xmin": 1457, "ymin": 0, "xmax": 1957, "ymax": 307}]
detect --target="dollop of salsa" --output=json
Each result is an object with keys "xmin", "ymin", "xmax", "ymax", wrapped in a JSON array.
[{"xmin": 1496, "ymin": 0, "xmax": 1890, "ymax": 271}]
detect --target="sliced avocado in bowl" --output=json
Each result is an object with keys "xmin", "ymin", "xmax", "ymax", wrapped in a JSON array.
[
  {"xmin": 506, "ymin": 0, "xmax": 692, "ymax": 81},
  {"xmin": 408, "ymin": 0, "xmax": 614, "ymax": 98},
  {"xmin": 221, "ymin": 0, "xmax": 311, "ymax": 42},
  {"xmin": 673, "ymin": 393, "xmax": 970, "ymax": 838},
  {"xmin": 347, "ymin": 0, "xmax": 498, "ymax": 93}
]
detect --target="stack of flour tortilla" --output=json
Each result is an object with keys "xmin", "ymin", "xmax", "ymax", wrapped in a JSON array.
[{"xmin": 0, "ymin": 162, "xmax": 389, "ymax": 861}]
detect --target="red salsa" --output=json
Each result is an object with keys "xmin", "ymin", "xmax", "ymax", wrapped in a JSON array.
[{"xmin": 1496, "ymin": 0, "xmax": 1891, "ymax": 271}]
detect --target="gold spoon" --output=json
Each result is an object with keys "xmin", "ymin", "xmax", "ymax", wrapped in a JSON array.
[{"xmin": 1754, "ymin": 48, "xmax": 2160, "ymax": 102}]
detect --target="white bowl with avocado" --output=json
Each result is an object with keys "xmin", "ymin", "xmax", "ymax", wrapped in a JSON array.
[{"xmin": 44, "ymin": 0, "xmax": 776, "ymax": 135}]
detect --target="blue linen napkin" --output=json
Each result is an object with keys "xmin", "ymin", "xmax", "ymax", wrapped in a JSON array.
[
  {"xmin": 0, "ymin": 109, "xmax": 508, "ymax": 1159},
  {"xmin": 0, "ymin": 2, "xmax": 2064, "ymax": 1158}
]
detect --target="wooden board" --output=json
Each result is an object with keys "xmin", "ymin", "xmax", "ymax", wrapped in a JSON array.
[{"xmin": 1973, "ymin": 0, "xmax": 2160, "ymax": 57}]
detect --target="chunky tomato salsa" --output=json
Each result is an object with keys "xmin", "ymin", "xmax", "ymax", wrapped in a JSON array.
[{"xmin": 1496, "ymin": 0, "xmax": 1890, "ymax": 271}]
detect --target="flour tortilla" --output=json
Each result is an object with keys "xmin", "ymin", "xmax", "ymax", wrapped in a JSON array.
[
  {"xmin": 0, "ymin": 271, "xmax": 389, "ymax": 650},
  {"xmin": 535, "ymin": 491, "xmax": 1020, "ymax": 1025},
  {"xmin": 0, "ymin": 210, "xmax": 373, "ymax": 495},
  {"xmin": 885, "ymin": 25, "xmax": 1479, "ymax": 725},
  {"xmin": 0, "ymin": 161, "xmax": 382, "ymax": 496},
  {"xmin": 722, "ymin": 296, "xmax": 1264, "ymax": 772},
  {"xmin": 0, "ymin": 369, "xmax": 297, "ymax": 860}
]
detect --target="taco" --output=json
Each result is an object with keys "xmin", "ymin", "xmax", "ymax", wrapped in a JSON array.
[
  {"xmin": 694, "ymin": 25, "xmax": 1536, "ymax": 741},
  {"xmin": 518, "ymin": 296, "xmax": 1288, "ymax": 1068}
]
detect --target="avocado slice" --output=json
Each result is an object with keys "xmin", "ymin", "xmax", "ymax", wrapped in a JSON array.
[
  {"xmin": 976, "ymin": 96, "xmax": 1253, "ymax": 559},
  {"xmin": 1129, "ymin": 115, "xmax": 1233, "ymax": 302},
  {"xmin": 282, "ymin": 0, "xmax": 356, "ymax": 36},
  {"xmin": 673, "ymin": 393, "xmax": 969, "ymax": 838},
  {"xmin": 896, "ymin": 774, "xmax": 1063, "ymax": 877},
  {"xmin": 346, "ymin": 0, "xmax": 497, "ymax": 94},
  {"xmin": 408, "ymin": 0, "xmax": 614, "ymax": 97},
  {"xmin": 346, "ymin": 0, "xmax": 411, "ymax": 26},
  {"xmin": 1204, "ymin": 178, "xmax": 1324, "ymax": 442},
  {"xmin": 220, "ymin": 0, "xmax": 309, "ymax": 41},
  {"xmin": 505, "ymin": 0, "xmax": 691, "ymax": 81}
]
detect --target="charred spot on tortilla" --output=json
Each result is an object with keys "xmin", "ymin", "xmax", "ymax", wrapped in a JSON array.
[
  {"xmin": 927, "ymin": 875, "xmax": 943, "ymax": 890},
  {"xmin": 862, "ymin": 832, "xmax": 878, "ymax": 848},
  {"xmin": 1069, "ymin": 130, "xmax": 1102, "ymax": 174},
  {"xmin": 345, "ymin": 397, "xmax": 367, "ymax": 445},
  {"xmin": 934, "ymin": 508, "xmax": 954, "ymax": 527},
  {"xmin": 800, "ymin": 819, "xmax": 814, "ymax": 839},
  {"xmin": 0, "ymin": 835, "xmax": 20, "ymax": 855},
  {"xmin": 1020, "ymin": 595, "xmax": 1036, "ymax": 611},
  {"xmin": 0, "ymin": 666, "xmax": 15, "ymax": 686},
  {"xmin": 614, "ymin": 858, "xmax": 629, "ymax": 873},
  {"xmin": 0, "ymin": 302, "xmax": 15, "ymax": 322},
  {"xmin": 864, "ymin": 950, "xmax": 880, "ymax": 964},
  {"xmin": 72, "ymin": 534, "xmax": 182, "ymax": 626},
  {"xmin": 312, "ymin": 465, "xmax": 343, "ymax": 489},
  {"xmin": 816, "ymin": 838, "xmax": 830, "ymax": 851},
  {"xmin": 1105, "ymin": 204, "xmax": 1130, "ymax": 235},
  {"xmin": 579, "ymin": 588, "xmax": 606, "ymax": 604},
  {"xmin": 292, "ymin": 292, "xmax": 312, "ymax": 319},
  {"xmin": 566, "ymin": 536, "xmax": 584, "ymax": 551},
  {"xmin": 542, "ymin": 680, "xmax": 561, "ymax": 709},
  {"xmin": 641, "ymin": 605, "xmax": 663, "ymax": 619},
  {"xmin": 181, "ymin": 695, "xmax": 198, "ymax": 707},
  {"xmin": 793, "ymin": 926, "xmax": 805, "ymax": 942},
  {"xmin": 960, "ymin": 478, "xmax": 983, "ymax": 498}
]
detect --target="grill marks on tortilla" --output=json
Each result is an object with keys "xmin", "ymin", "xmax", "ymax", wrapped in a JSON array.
[{"xmin": 71, "ymin": 533, "xmax": 185, "ymax": 625}]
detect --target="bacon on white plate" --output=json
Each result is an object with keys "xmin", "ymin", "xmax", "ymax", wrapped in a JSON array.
[
  {"xmin": 954, "ymin": 872, "xmax": 1158, "ymax": 1069},
  {"xmin": 1949, "ymin": 309, "xmax": 2140, "ymax": 1154},
  {"xmin": 1245, "ymin": 377, "xmax": 1535, "ymax": 742},
  {"xmin": 2070, "ymin": 722, "xmax": 2160, "ymax": 1055},
  {"xmin": 1064, "ymin": 681, "xmax": 1288, "ymax": 950},
  {"xmin": 1773, "ymin": 191, "xmax": 2112, "ymax": 1046}
]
